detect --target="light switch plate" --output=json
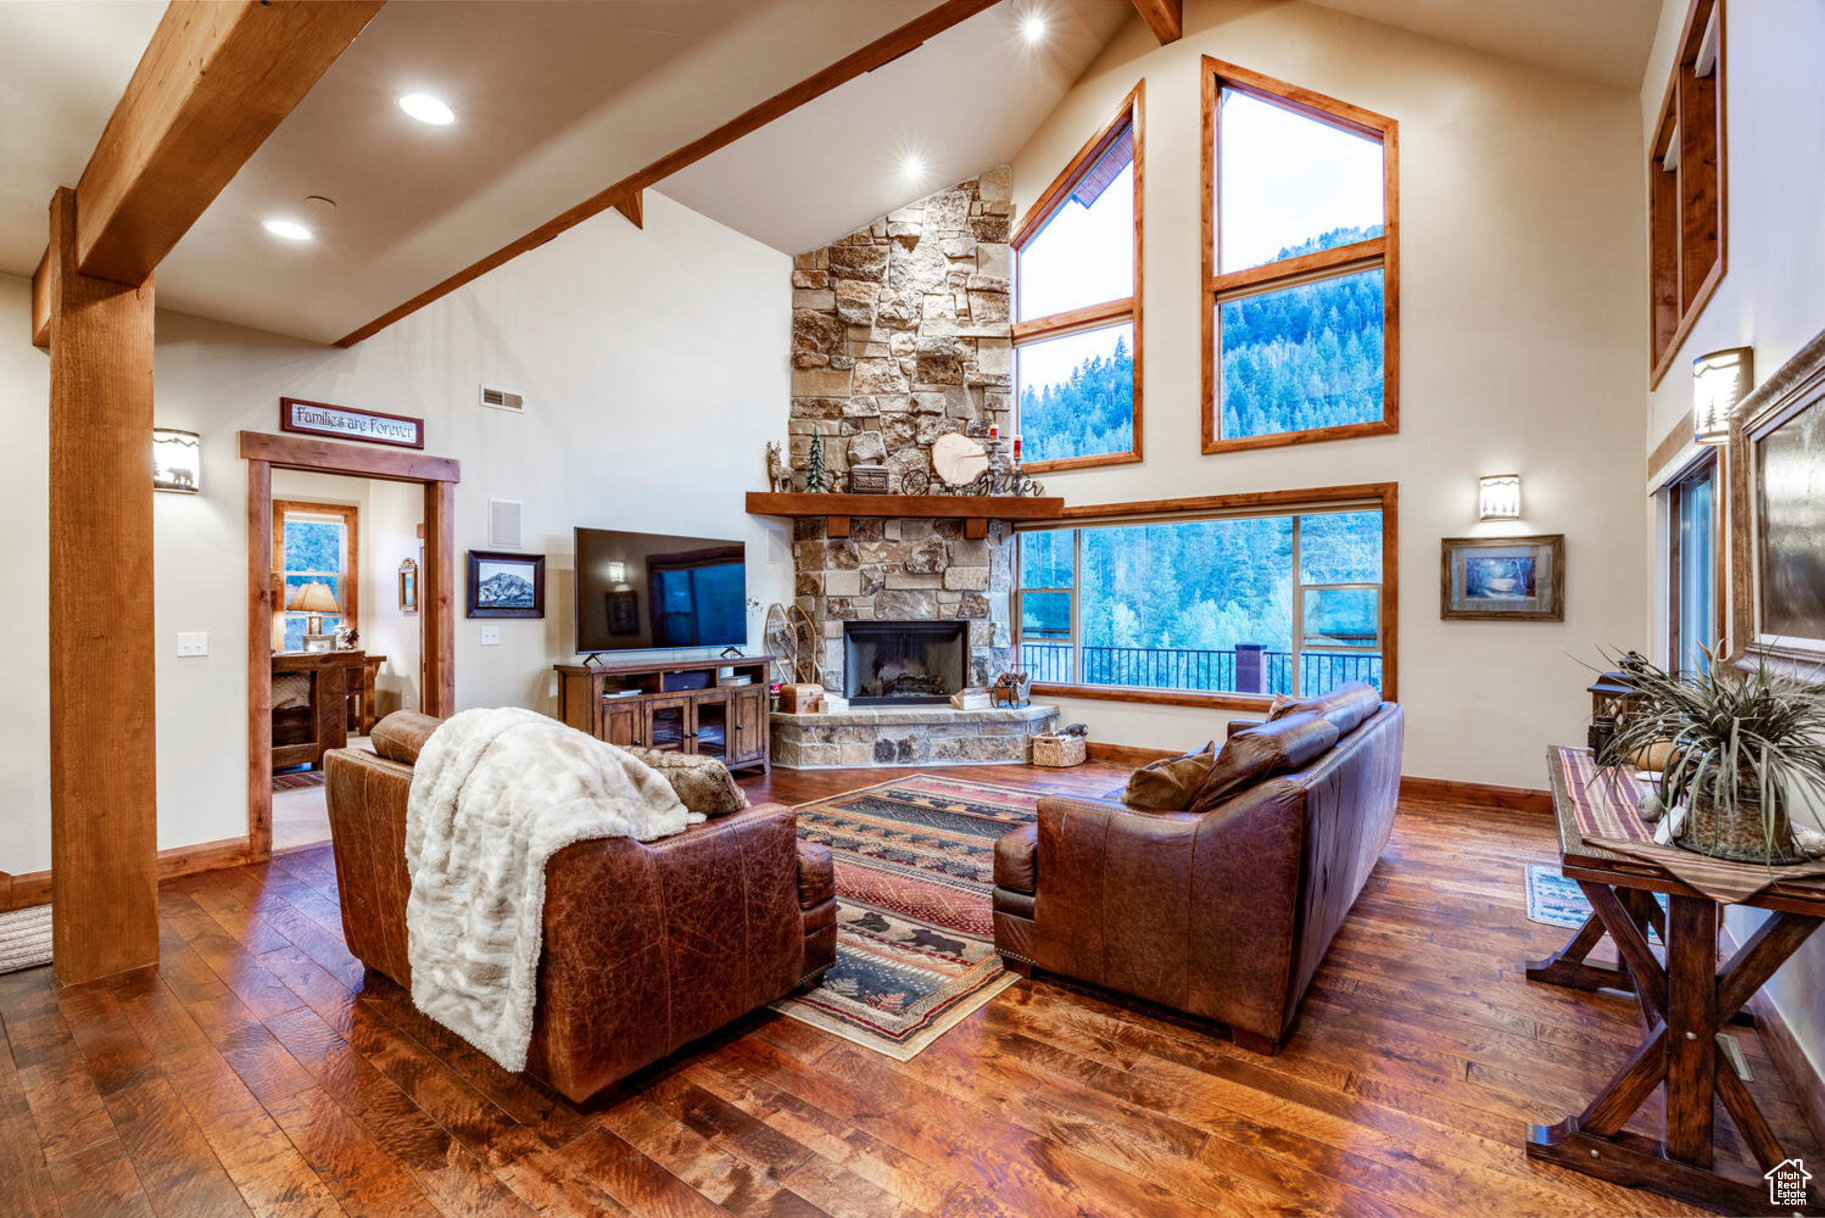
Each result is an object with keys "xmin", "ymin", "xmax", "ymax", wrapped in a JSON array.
[
  {"xmin": 480, "ymin": 626, "xmax": 501, "ymax": 646},
  {"xmin": 176, "ymin": 631, "xmax": 209, "ymax": 657}
]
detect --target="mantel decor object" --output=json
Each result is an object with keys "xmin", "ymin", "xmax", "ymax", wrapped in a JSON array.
[
  {"xmin": 1596, "ymin": 648, "xmax": 1825, "ymax": 864},
  {"xmin": 938, "ymin": 423, "xmax": 1047, "ymax": 498}
]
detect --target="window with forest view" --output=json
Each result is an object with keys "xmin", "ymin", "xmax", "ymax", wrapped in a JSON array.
[
  {"xmin": 1205, "ymin": 60, "xmax": 1397, "ymax": 450},
  {"xmin": 1013, "ymin": 87, "xmax": 1142, "ymax": 469},
  {"xmin": 276, "ymin": 503, "xmax": 357, "ymax": 652},
  {"xmin": 1016, "ymin": 498, "xmax": 1389, "ymax": 701}
]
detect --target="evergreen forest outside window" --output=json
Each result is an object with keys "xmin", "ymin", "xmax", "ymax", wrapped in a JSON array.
[
  {"xmin": 1016, "ymin": 485, "xmax": 1396, "ymax": 708},
  {"xmin": 1013, "ymin": 85, "xmax": 1143, "ymax": 471},
  {"xmin": 1203, "ymin": 59, "xmax": 1398, "ymax": 452}
]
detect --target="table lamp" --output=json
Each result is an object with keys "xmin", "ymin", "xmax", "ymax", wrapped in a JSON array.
[{"xmin": 286, "ymin": 581, "xmax": 341, "ymax": 651}]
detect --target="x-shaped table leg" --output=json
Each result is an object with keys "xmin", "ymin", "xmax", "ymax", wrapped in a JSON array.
[{"xmin": 1526, "ymin": 882, "xmax": 1825, "ymax": 1214}]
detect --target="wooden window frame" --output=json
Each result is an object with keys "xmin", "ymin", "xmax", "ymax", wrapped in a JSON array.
[
  {"xmin": 273, "ymin": 499, "xmax": 360, "ymax": 641},
  {"xmin": 1201, "ymin": 58, "xmax": 1399, "ymax": 454},
  {"xmin": 1012, "ymin": 83, "xmax": 1144, "ymax": 474},
  {"xmin": 1647, "ymin": 0, "xmax": 1726, "ymax": 388},
  {"xmin": 1015, "ymin": 482, "xmax": 1398, "ymax": 711},
  {"xmin": 1665, "ymin": 452, "xmax": 1723, "ymax": 674}
]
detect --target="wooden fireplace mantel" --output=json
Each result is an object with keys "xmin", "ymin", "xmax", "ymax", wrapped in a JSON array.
[{"xmin": 745, "ymin": 492, "xmax": 1064, "ymax": 539}]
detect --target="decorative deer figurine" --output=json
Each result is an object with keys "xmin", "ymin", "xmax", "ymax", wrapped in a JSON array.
[{"xmin": 765, "ymin": 442, "xmax": 792, "ymax": 493}]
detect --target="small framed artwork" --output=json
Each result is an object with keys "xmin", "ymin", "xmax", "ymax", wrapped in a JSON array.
[
  {"xmin": 398, "ymin": 558, "xmax": 419, "ymax": 614},
  {"xmin": 467, "ymin": 550, "xmax": 545, "ymax": 618},
  {"xmin": 606, "ymin": 589, "xmax": 640, "ymax": 636},
  {"xmin": 1441, "ymin": 534, "xmax": 1564, "ymax": 621}
]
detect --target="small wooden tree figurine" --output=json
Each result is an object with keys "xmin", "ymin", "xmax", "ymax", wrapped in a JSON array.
[{"xmin": 804, "ymin": 433, "xmax": 828, "ymax": 493}]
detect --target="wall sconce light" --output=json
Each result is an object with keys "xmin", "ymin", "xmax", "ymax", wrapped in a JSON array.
[
  {"xmin": 605, "ymin": 561, "xmax": 628, "ymax": 584},
  {"xmin": 152, "ymin": 428, "xmax": 201, "ymax": 493},
  {"xmin": 1478, "ymin": 474, "xmax": 1522, "ymax": 521},
  {"xmin": 1693, "ymin": 346, "xmax": 1752, "ymax": 445}
]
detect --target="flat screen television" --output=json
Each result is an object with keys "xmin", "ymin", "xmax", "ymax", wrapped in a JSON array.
[{"xmin": 574, "ymin": 527, "xmax": 747, "ymax": 654}]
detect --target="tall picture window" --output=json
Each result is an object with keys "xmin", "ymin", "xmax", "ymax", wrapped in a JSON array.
[
  {"xmin": 1666, "ymin": 456, "xmax": 1720, "ymax": 675},
  {"xmin": 1016, "ymin": 485, "xmax": 1396, "ymax": 709},
  {"xmin": 1012, "ymin": 85, "xmax": 1143, "ymax": 472},
  {"xmin": 1202, "ymin": 59, "xmax": 1398, "ymax": 452},
  {"xmin": 1647, "ymin": 0, "xmax": 1725, "ymax": 385},
  {"xmin": 274, "ymin": 501, "xmax": 358, "ymax": 652}
]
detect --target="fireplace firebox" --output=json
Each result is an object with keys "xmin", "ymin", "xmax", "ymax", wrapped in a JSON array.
[{"xmin": 843, "ymin": 621, "xmax": 968, "ymax": 705}]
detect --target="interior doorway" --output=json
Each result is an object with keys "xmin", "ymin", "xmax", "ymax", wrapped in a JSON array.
[{"xmin": 242, "ymin": 431, "xmax": 459, "ymax": 860}]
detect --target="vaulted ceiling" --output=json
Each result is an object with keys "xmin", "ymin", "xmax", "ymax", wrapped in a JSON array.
[{"xmin": 0, "ymin": 0, "xmax": 1662, "ymax": 346}]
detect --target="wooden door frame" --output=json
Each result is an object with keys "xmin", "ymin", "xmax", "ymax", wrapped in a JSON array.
[{"xmin": 242, "ymin": 431, "xmax": 460, "ymax": 859}]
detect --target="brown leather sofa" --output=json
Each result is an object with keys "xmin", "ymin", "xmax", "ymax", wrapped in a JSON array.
[
  {"xmin": 992, "ymin": 684, "xmax": 1403, "ymax": 1053},
  {"xmin": 323, "ymin": 712, "xmax": 837, "ymax": 1103}
]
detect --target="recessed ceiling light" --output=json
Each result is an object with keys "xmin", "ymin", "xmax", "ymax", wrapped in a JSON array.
[
  {"xmin": 262, "ymin": 218, "xmax": 312, "ymax": 242},
  {"xmin": 900, "ymin": 153, "xmax": 927, "ymax": 184},
  {"xmin": 1020, "ymin": 12, "xmax": 1048, "ymax": 44},
  {"xmin": 398, "ymin": 93, "xmax": 455, "ymax": 126}
]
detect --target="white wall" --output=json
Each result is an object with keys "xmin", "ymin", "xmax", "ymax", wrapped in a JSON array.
[
  {"xmin": 0, "ymin": 189, "xmax": 792, "ymax": 873},
  {"xmin": 1637, "ymin": 0, "xmax": 1825, "ymax": 1096},
  {"xmin": 1006, "ymin": 0, "xmax": 1648, "ymax": 789}
]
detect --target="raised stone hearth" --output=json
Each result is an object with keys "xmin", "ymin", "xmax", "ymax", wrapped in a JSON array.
[{"xmin": 771, "ymin": 704, "xmax": 1059, "ymax": 769}]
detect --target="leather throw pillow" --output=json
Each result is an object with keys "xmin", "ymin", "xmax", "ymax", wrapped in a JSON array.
[
  {"xmin": 1122, "ymin": 742, "xmax": 1217, "ymax": 811},
  {"xmin": 623, "ymin": 747, "xmax": 749, "ymax": 816}
]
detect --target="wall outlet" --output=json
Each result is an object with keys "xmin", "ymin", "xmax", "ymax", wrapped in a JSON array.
[
  {"xmin": 176, "ymin": 631, "xmax": 209, "ymax": 657},
  {"xmin": 480, "ymin": 626, "xmax": 501, "ymax": 646}
]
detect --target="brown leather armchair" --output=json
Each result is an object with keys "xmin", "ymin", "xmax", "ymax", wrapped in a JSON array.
[
  {"xmin": 992, "ymin": 687, "xmax": 1403, "ymax": 1053},
  {"xmin": 323, "ymin": 713, "xmax": 836, "ymax": 1103}
]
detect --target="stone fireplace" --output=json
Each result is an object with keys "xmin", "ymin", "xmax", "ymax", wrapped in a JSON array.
[{"xmin": 844, "ymin": 620, "xmax": 968, "ymax": 705}]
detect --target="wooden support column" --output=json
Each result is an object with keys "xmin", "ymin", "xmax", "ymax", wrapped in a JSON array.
[
  {"xmin": 246, "ymin": 459, "xmax": 274, "ymax": 858},
  {"xmin": 45, "ymin": 187, "xmax": 159, "ymax": 984},
  {"xmin": 423, "ymin": 480, "xmax": 456, "ymax": 717}
]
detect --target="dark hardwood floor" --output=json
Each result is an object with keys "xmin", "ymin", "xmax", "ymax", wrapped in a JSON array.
[{"xmin": 2, "ymin": 761, "xmax": 1816, "ymax": 1216}]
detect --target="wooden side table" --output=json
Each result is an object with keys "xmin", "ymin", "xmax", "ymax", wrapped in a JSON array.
[{"xmin": 1527, "ymin": 747, "xmax": 1825, "ymax": 1215}]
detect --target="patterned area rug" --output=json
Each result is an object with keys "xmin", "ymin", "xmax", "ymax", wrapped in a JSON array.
[
  {"xmin": 772, "ymin": 774, "xmax": 1034, "ymax": 1060},
  {"xmin": 0, "ymin": 905, "xmax": 51, "ymax": 974},
  {"xmin": 1526, "ymin": 864, "xmax": 1664, "ymax": 941},
  {"xmin": 273, "ymin": 769, "xmax": 326, "ymax": 792}
]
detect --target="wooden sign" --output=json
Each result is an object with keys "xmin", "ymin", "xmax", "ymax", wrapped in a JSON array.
[{"xmin": 280, "ymin": 397, "xmax": 424, "ymax": 449}]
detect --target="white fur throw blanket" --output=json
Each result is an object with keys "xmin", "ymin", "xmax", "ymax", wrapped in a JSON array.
[{"xmin": 404, "ymin": 707, "xmax": 701, "ymax": 1071}]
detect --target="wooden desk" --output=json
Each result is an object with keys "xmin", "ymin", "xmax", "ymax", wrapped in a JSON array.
[
  {"xmin": 1526, "ymin": 747, "xmax": 1825, "ymax": 1215},
  {"xmin": 348, "ymin": 653, "xmax": 388, "ymax": 735},
  {"xmin": 272, "ymin": 650, "xmax": 365, "ymax": 772}
]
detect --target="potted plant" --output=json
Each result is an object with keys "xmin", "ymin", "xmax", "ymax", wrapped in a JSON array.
[{"xmin": 1597, "ymin": 649, "xmax": 1825, "ymax": 865}]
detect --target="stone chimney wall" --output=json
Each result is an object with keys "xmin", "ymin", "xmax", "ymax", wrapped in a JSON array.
[
  {"xmin": 787, "ymin": 166, "xmax": 1014, "ymax": 490},
  {"xmin": 785, "ymin": 168, "xmax": 1018, "ymax": 693}
]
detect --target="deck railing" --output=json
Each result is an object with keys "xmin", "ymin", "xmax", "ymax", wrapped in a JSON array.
[{"xmin": 1020, "ymin": 642, "xmax": 1381, "ymax": 697}]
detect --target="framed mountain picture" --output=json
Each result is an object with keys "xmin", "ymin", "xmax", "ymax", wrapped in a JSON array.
[{"xmin": 467, "ymin": 550, "xmax": 545, "ymax": 619}]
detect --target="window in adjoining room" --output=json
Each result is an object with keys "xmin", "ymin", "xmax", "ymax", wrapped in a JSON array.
[
  {"xmin": 1647, "ymin": 0, "xmax": 1725, "ymax": 386},
  {"xmin": 1015, "ymin": 485, "xmax": 1395, "ymax": 709},
  {"xmin": 1666, "ymin": 455, "xmax": 1720, "ymax": 675},
  {"xmin": 1013, "ymin": 85, "xmax": 1142, "ymax": 471},
  {"xmin": 275, "ymin": 501, "xmax": 358, "ymax": 651},
  {"xmin": 1203, "ymin": 59, "xmax": 1398, "ymax": 452}
]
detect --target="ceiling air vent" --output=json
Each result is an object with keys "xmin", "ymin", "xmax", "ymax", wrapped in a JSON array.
[{"xmin": 479, "ymin": 384, "xmax": 524, "ymax": 414}]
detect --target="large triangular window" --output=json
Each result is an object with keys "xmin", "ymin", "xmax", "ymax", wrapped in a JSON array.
[{"xmin": 1013, "ymin": 85, "xmax": 1143, "ymax": 471}]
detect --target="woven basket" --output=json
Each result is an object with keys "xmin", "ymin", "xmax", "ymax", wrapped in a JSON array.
[
  {"xmin": 1681, "ymin": 783, "xmax": 1803, "ymax": 864},
  {"xmin": 1032, "ymin": 733, "xmax": 1086, "ymax": 768}
]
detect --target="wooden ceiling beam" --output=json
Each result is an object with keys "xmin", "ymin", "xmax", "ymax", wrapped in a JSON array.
[
  {"xmin": 333, "ymin": 0, "xmax": 1002, "ymax": 348},
  {"xmin": 72, "ymin": 0, "xmax": 385, "ymax": 287},
  {"xmin": 613, "ymin": 191, "xmax": 644, "ymax": 230},
  {"xmin": 1130, "ymin": 0, "xmax": 1182, "ymax": 44}
]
